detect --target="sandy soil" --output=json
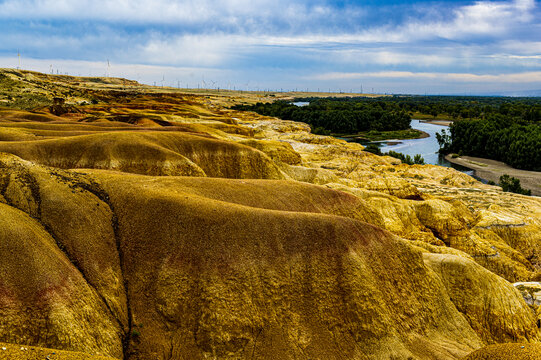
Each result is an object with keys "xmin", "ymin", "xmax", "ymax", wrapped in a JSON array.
[
  {"xmin": 445, "ymin": 155, "xmax": 541, "ymax": 197},
  {"xmin": 463, "ymin": 343, "xmax": 541, "ymax": 360},
  {"xmin": 413, "ymin": 130, "xmax": 431, "ymax": 138},
  {"xmin": 419, "ymin": 119, "xmax": 454, "ymax": 126},
  {"xmin": 0, "ymin": 342, "xmax": 117, "ymax": 360}
]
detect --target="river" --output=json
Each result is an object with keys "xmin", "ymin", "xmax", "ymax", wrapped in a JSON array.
[
  {"xmin": 377, "ymin": 120, "xmax": 449, "ymax": 166},
  {"xmin": 366, "ymin": 120, "xmax": 476, "ymax": 176}
]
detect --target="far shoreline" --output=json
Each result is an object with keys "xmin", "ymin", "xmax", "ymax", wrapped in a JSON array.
[
  {"xmin": 445, "ymin": 155, "xmax": 541, "ymax": 196},
  {"xmin": 419, "ymin": 119, "xmax": 453, "ymax": 126},
  {"xmin": 336, "ymin": 129, "xmax": 430, "ymax": 143}
]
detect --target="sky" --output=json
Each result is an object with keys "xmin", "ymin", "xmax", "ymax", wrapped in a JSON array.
[{"xmin": 0, "ymin": 0, "xmax": 540, "ymax": 94}]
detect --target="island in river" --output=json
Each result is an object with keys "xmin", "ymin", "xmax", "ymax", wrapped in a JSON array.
[{"xmin": 335, "ymin": 128, "xmax": 428, "ymax": 142}]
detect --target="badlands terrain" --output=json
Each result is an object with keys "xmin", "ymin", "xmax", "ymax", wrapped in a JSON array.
[{"xmin": 0, "ymin": 69, "xmax": 540, "ymax": 359}]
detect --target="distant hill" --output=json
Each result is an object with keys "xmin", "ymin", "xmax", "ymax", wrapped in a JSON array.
[
  {"xmin": 500, "ymin": 89, "xmax": 541, "ymax": 97},
  {"xmin": 470, "ymin": 89, "xmax": 541, "ymax": 97}
]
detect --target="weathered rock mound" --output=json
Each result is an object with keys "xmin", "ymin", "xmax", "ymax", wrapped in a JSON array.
[
  {"xmin": 1, "ymin": 155, "xmax": 539, "ymax": 359},
  {"xmin": 0, "ymin": 342, "xmax": 119, "ymax": 360},
  {"xmin": 0, "ymin": 131, "xmax": 284, "ymax": 179},
  {"xmin": 462, "ymin": 343, "xmax": 541, "ymax": 359},
  {"xmin": 425, "ymin": 254, "xmax": 539, "ymax": 344},
  {"xmin": 0, "ymin": 202, "xmax": 123, "ymax": 357}
]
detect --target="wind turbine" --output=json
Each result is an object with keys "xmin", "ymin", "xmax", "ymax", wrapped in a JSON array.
[{"xmin": 202, "ymin": 77, "xmax": 207, "ymax": 89}]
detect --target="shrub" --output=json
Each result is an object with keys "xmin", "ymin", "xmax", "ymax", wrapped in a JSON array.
[
  {"xmin": 413, "ymin": 154, "xmax": 425, "ymax": 165},
  {"xmin": 385, "ymin": 151, "xmax": 424, "ymax": 165},
  {"xmin": 364, "ymin": 143, "xmax": 382, "ymax": 155},
  {"xmin": 499, "ymin": 174, "xmax": 531, "ymax": 195}
]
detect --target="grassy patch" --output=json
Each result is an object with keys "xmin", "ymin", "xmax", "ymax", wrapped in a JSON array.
[
  {"xmin": 412, "ymin": 112, "xmax": 483, "ymax": 121},
  {"xmin": 4, "ymin": 93, "xmax": 52, "ymax": 110},
  {"xmin": 336, "ymin": 128, "xmax": 426, "ymax": 142}
]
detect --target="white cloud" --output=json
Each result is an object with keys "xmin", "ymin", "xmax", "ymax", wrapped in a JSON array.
[
  {"xmin": 0, "ymin": 0, "xmax": 534, "ymax": 41},
  {"xmin": 498, "ymin": 40, "xmax": 541, "ymax": 54},
  {"xmin": 319, "ymin": 49, "xmax": 457, "ymax": 67},
  {"xmin": 504, "ymin": 55, "xmax": 541, "ymax": 59},
  {"xmin": 0, "ymin": 0, "xmax": 331, "ymax": 30},
  {"xmin": 373, "ymin": 0, "xmax": 536, "ymax": 42},
  {"xmin": 311, "ymin": 70, "xmax": 541, "ymax": 83},
  {"xmin": 0, "ymin": 0, "xmax": 539, "ymax": 94},
  {"xmin": 139, "ymin": 34, "xmax": 238, "ymax": 67}
]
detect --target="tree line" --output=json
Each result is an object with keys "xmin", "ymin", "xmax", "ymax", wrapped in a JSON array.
[
  {"xmin": 444, "ymin": 115, "xmax": 541, "ymax": 171},
  {"xmin": 364, "ymin": 144, "xmax": 425, "ymax": 165},
  {"xmin": 232, "ymin": 99, "xmax": 411, "ymax": 134},
  {"xmin": 233, "ymin": 96, "xmax": 541, "ymax": 171},
  {"xmin": 368, "ymin": 95, "xmax": 541, "ymax": 121}
]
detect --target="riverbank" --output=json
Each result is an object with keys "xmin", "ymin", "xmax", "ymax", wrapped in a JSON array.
[
  {"xmin": 420, "ymin": 119, "xmax": 453, "ymax": 126},
  {"xmin": 412, "ymin": 112, "xmax": 456, "ymax": 121},
  {"xmin": 336, "ymin": 128, "xmax": 429, "ymax": 142},
  {"xmin": 445, "ymin": 155, "xmax": 541, "ymax": 196}
]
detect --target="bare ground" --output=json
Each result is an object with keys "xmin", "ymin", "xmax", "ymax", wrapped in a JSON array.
[
  {"xmin": 445, "ymin": 155, "xmax": 541, "ymax": 197},
  {"xmin": 419, "ymin": 119, "xmax": 454, "ymax": 126}
]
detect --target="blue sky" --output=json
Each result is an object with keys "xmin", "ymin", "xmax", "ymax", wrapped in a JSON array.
[{"xmin": 0, "ymin": 0, "xmax": 540, "ymax": 94}]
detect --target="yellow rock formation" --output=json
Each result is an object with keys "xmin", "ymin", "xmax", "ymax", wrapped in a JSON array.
[
  {"xmin": 462, "ymin": 343, "xmax": 541, "ymax": 359},
  {"xmin": 0, "ymin": 69, "xmax": 540, "ymax": 359}
]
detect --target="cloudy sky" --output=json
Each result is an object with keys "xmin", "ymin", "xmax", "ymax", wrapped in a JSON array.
[{"xmin": 0, "ymin": 0, "xmax": 540, "ymax": 94}]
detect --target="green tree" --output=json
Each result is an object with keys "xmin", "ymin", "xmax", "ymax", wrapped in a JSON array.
[
  {"xmin": 413, "ymin": 154, "xmax": 425, "ymax": 165},
  {"xmin": 499, "ymin": 174, "xmax": 531, "ymax": 196},
  {"xmin": 435, "ymin": 129, "xmax": 451, "ymax": 154}
]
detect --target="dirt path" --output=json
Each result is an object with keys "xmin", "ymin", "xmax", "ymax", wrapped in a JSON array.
[{"xmin": 445, "ymin": 155, "xmax": 541, "ymax": 196}]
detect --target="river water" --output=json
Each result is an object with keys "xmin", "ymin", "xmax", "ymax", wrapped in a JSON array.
[
  {"xmin": 365, "ymin": 120, "xmax": 475, "ymax": 176},
  {"xmin": 377, "ymin": 120, "xmax": 450, "ymax": 166}
]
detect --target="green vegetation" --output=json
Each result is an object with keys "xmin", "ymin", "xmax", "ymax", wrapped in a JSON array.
[
  {"xmin": 0, "ymin": 73, "xmax": 52, "ymax": 110},
  {"xmin": 386, "ymin": 150, "xmax": 426, "ymax": 165},
  {"xmin": 363, "ymin": 145, "xmax": 425, "ymax": 165},
  {"xmin": 234, "ymin": 96, "xmax": 541, "ymax": 166},
  {"xmin": 499, "ymin": 174, "xmax": 531, "ymax": 196},
  {"xmin": 232, "ymin": 98, "xmax": 411, "ymax": 134},
  {"xmin": 233, "ymin": 96, "xmax": 541, "ymax": 171},
  {"xmin": 7, "ymin": 93, "xmax": 52, "ymax": 110},
  {"xmin": 273, "ymin": 95, "xmax": 541, "ymax": 122},
  {"xmin": 418, "ymin": 96, "xmax": 541, "ymax": 171},
  {"xmin": 413, "ymin": 154, "xmax": 426, "ymax": 165},
  {"xmin": 374, "ymin": 95, "xmax": 541, "ymax": 121},
  {"xmin": 435, "ymin": 129, "xmax": 452, "ymax": 154},
  {"xmin": 363, "ymin": 143, "xmax": 382, "ymax": 155},
  {"xmin": 447, "ymin": 116, "xmax": 541, "ymax": 171},
  {"xmin": 343, "ymin": 128, "xmax": 425, "ymax": 141}
]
